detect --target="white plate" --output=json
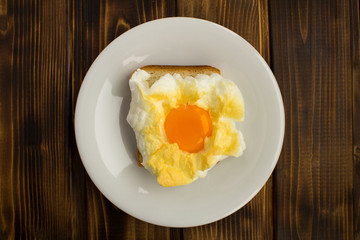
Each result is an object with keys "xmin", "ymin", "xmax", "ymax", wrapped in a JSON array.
[{"xmin": 75, "ymin": 17, "xmax": 284, "ymax": 227}]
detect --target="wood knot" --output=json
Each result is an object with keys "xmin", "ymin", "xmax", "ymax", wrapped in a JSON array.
[
  {"xmin": 355, "ymin": 145, "xmax": 360, "ymax": 157},
  {"xmin": 115, "ymin": 18, "xmax": 131, "ymax": 38},
  {"xmin": 0, "ymin": 15, "xmax": 10, "ymax": 35},
  {"xmin": 297, "ymin": 0, "xmax": 309, "ymax": 43}
]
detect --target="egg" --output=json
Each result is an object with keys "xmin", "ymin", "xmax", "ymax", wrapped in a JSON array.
[{"xmin": 127, "ymin": 69, "xmax": 246, "ymax": 187}]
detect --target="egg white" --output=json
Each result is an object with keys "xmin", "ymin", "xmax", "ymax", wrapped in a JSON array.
[{"xmin": 127, "ymin": 69, "xmax": 246, "ymax": 187}]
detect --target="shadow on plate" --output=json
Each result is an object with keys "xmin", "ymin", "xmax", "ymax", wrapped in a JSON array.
[{"xmin": 116, "ymin": 73, "xmax": 138, "ymax": 164}]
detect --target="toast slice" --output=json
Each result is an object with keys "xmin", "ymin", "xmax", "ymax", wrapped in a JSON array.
[{"xmin": 133, "ymin": 65, "xmax": 221, "ymax": 166}]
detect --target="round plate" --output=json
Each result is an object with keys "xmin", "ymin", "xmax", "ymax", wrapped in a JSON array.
[{"xmin": 75, "ymin": 17, "xmax": 284, "ymax": 227}]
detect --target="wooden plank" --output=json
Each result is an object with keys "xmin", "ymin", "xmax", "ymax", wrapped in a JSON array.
[
  {"xmin": 0, "ymin": 0, "xmax": 75, "ymax": 238},
  {"xmin": 351, "ymin": 0, "xmax": 360, "ymax": 238},
  {"xmin": 68, "ymin": 0, "xmax": 92, "ymax": 238},
  {"xmin": 70, "ymin": 0, "xmax": 179, "ymax": 239},
  {"xmin": 177, "ymin": 0, "xmax": 273, "ymax": 239},
  {"xmin": 0, "ymin": 0, "xmax": 15, "ymax": 238},
  {"xmin": 269, "ymin": 0, "xmax": 354, "ymax": 239}
]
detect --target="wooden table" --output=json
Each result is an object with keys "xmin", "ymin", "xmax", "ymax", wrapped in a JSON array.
[{"xmin": 0, "ymin": 0, "xmax": 359, "ymax": 239}]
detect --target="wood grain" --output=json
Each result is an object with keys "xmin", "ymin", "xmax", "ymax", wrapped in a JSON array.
[
  {"xmin": 269, "ymin": 0, "xmax": 354, "ymax": 239},
  {"xmin": 177, "ymin": 0, "xmax": 273, "ymax": 239},
  {"xmin": 351, "ymin": 0, "xmax": 360, "ymax": 238},
  {"xmin": 0, "ymin": 0, "xmax": 74, "ymax": 238},
  {"xmin": 0, "ymin": 0, "xmax": 15, "ymax": 238}
]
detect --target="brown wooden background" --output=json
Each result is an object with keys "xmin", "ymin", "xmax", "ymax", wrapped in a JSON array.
[{"xmin": 0, "ymin": 0, "xmax": 359, "ymax": 239}]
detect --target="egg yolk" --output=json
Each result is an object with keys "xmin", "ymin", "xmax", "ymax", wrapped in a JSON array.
[{"xmin": 164, "ymin": 105, "xmax": 212, "ymax": 153}]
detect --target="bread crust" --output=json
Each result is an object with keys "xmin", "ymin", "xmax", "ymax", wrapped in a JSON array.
[
  {"xmin": 140, "ymin": 65, "xmax": 220, "ymax": 75},
  {"xmin": 132, "ymin": 65, "xmax": 221, "ymax": 167}
]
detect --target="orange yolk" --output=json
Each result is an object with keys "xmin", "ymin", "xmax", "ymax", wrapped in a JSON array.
[{"xmin": 164, "ymin": 105, "xmax": 213, "ymax": 153}]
